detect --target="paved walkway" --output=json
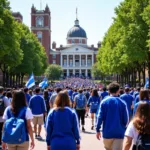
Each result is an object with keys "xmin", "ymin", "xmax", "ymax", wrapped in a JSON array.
[{"xmin": 33, "ymin": 116, "xmax": 105, "ymax": 150}]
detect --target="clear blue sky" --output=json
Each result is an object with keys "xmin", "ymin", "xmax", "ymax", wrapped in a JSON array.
[{"xmin": 9, "ymin": 0, "xmax": 123, "ymax": 47}]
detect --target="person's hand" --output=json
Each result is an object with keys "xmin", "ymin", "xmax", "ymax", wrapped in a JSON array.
[
  {"xmin": 2, "ymin": 142, "xmax": 7, "ymax": 150},
  {"xmin": 96, "ymin": 132, "xmax": 101, "ymax": 140},
  {"xmin": 47, "ymin": 146, "xmax": 50, "ymax": 150},
  {"xmin": 76, "ymin": 144, "xmax": 80, "ymax": 150},
  {"xmin": 30, "ymin": 140, "xmax": 35, "ymax": 150}
]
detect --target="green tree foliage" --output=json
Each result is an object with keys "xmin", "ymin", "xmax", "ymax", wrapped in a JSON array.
[
  {"xmin": 97, "ymin": 0, "xmax": 150, "ymax": 86},
  {"xmin": 0, "ymin": 0, "xmax": 23, "ymax": 68},
  {"xmin": 92, "ymin": 63, "xmax": 106, "ymax": 79},
  {"xmin": 45, "ymin": 64, "xmax": 63, "ymax": 81},
  {"xmin": 0, "ymin": 0, "xmax": 48, "ymax": 87}
]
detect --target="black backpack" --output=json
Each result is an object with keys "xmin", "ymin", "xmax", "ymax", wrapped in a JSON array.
[
  {"xmin": 132, "ymin": 134, "xmax": 150, "ymax": 150},
  {"xmin": 0, "ymin": 95, "xmax": 5, "ymax": 116}
]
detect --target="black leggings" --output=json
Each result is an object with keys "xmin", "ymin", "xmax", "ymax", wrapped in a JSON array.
[{"xmin": 76, "ymin": 109, "xmax": 86, "ymax": 126}]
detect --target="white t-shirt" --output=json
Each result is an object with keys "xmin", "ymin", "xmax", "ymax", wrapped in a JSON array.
[
  {"xmin": 125, "ymin": 121, "xmax": 138, "ymax": 144},
  {"xmin": 3, "ymin": 106, "xmax": 33, "ymax": 120}
]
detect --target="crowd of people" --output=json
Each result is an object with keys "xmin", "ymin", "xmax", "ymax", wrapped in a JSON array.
[{"xmin": 0, "ymin": 79, "xmax": 150, "ymax": 150}]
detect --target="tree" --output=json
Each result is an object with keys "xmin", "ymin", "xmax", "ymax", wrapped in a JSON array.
[
  {"xmin": 92, "ymin": 63, "xmax": 106, "ymax": 80},
  {"xmin": 45, "ymin": 64, "xmax": 63, "ymax": 81},
  {"xmin": 0, "ymin": 0, "xmax": 24, "ymax": 86},
  {"xmin": 96, "ymin": 0, "xmax": 150, "ymax": 86}
]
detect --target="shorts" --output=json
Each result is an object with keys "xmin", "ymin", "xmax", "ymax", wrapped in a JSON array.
[
  {"xmin": 90, "ymin": 109, "xmax": 97, "ymax": 113},
  {"xmin": 33, "ymin": 116, "xmax": 44, "ymax": 126}
]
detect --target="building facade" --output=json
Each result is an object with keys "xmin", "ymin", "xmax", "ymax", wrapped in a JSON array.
[
  {"xmin": 31, "ymin": 4, "xmax": 51, "ymax": 63},
  {"xmin": 31, "ymin": 5, "xmax": 101, "ymax": 78}
]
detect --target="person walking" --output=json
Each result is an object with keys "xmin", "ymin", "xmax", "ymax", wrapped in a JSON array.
[
  {"xmin": 123, "ymin": 102, "xmax": 150, "ymax": 150},
  {"xmin": 74, "ymin": 89, "xmax": 87, "ymax": 131},
  {"xmin": 87, "ymin": 89, "xmax": 100, "ymax": 130},
  {"xmin": 46, "ymin": 91, "xmax": 80, "ymax": 150},
  {"xmin": 133, "ymin": 89, "xmax": 150, "ymax": 115},
  {"xmin": 96, "ymin": 82, "xmax": 129, "ymax": 150},
  {"xmin": 2, "ymin": 90, "xmax": 34, "ymax": 150},
  {"xmin": 120, "ymin": 87, "xmax": 134, "ymax": 120},
  {"xmin": 49, "ymin": 88, "xmax": 62, "ymax": 108},
  {"xmin": 29, "ymin": 87, "xmax": 47, "ymax": 139}
]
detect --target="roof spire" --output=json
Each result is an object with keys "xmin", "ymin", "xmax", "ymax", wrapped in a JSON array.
[
  {"xmin": 75, "ymin": 8, "xmax": 79, "ymax": 26},
  {"xmin": 76, "ymin": 7, "xmax": 78, "ymax": 20},
  {"xmin": 40, "ymin": 0, "xmax": 42, "ymax": 10}
]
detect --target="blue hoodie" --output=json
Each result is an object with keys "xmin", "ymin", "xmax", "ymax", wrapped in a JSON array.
[
  {"xmin": 29, "ymin": 94, "xmax": 46, "ymax": 115},
  {"xmin": 96, "ymin": 96, "xmax": 129, "ymax": 139},
  {"xmin": 46, "ymin": 107, "xmax": 80, "ymax": 148}
]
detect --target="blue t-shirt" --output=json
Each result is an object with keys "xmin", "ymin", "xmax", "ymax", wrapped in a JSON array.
[
  {"xmin": 87, "ymin": 96, "xmax": 100, "ymax": 110},
  {"xmin": 101, "ymin": 91, "xmax": 109, "ymax": 100},
  {"xmin": 120, "ymin": 93, "xmax": 134, "ymax": 115}
]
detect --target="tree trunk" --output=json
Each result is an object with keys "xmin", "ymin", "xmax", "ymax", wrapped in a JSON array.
[{"xmin": 21, "ymin": 74, "xmax": 24, "ymax": 87}]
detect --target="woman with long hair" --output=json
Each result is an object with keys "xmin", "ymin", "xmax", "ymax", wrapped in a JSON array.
[
  {"xmin": 133, "ymin": 89, "xmax": 150, "ymax": 115},
  {"xmin": 123, "ymin": 102, "xmax": 150, "ymax": 150},
  {"xmin": 46, "ymin": 91, "xmax": 80, "ymax": 150},
  {"xmin": 87, "ymin": 89, "xmax": 100, "ymax": 130},
  {"xmin": 2, "ymin": 90, "xmax": 34, "ymax": 150}
]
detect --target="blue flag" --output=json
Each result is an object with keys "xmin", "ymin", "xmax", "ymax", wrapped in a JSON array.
[
  {"xmin": 25, "ymin": 73, "xmax": 35, "ymax": 88},
  {"xmin": 39, "ymin": 77, "xmax": 48, "ymax": 89},
  {"xmin": 144, "ymin": 78, "xmax": 149, "ymax": 89}
]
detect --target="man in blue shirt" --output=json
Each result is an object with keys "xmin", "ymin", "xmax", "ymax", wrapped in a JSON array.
[
  {"xmin": 120, "ymin": 87, "xmax": 134, "ymax": 119},
  {"xmin": 96, "ymin": 82, "xmax": 129, "ymax": 150},
  {"xmin": 100, "ymin": 87, "xmax": 109, "ymax": 100},
  {"xmin": 29, "ymin": 87, "xmax": 47, "ymax": 139}
]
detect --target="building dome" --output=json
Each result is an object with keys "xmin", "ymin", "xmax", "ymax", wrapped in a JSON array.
[{"xmin": 67, "ymin": 19, "xmax": 87, "ymax": 38}]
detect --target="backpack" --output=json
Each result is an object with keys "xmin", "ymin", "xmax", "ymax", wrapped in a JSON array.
[
  {"xmin": 132, "ymin": 134, "xmax": 150, "ymax": 150},
  {"xmin": 76, "ymin": 95, "xmax": 86, "ymax": 109},
  {"xmin": 0, "ymin": 95, "xmax": 5, "ymax": 116},
  {"xmin": 90, "ymin": 97, "xmax": 99, "ymax": 110},
  {"xmin": 2, "ymin": 107, "xmax": 27, "ymax": 144}
]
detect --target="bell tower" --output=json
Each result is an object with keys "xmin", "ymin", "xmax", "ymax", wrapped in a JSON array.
[{"xmin": 31, "ymin": 4, "xmax": 51, "ymax": 63}]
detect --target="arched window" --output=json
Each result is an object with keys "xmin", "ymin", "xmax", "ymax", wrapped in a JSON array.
[{"xmin": 36, "ymin": 16, "xmax": 44, "ymax": 27}]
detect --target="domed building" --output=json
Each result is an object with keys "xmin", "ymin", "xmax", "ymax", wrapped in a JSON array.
[
  {"xmin": 31, "ymin": 5, "xmax": 100, "ymax": 78},
  {"xmin": 50, "ymin": 18, "xmax": 100, "ymax": 78}
]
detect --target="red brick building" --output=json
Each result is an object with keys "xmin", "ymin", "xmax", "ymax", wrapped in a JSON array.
[{"xmin": 31, "ymin": 4, "xmax": 51, "ymax": 63}]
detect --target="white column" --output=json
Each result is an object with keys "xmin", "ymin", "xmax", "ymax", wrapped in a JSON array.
[
  {"xmin": 67, "ymin": 55, "xmax": 69, "ymax": 67},
  {"xmin": 61, "ymin": 54, "xmax": 63, "ymax": 66},
  {"xmin": 73, "ymin": 55, "xmax": 75, "ymax": 67},
  {"xmin": 86, "ymin": 69, "xmax": 88, "ymax": 77},
  {"xmin": 73, "ymin": 69, "xmax": 75, "ymax": 75},
  {"xmin": 80, "ymin": 55, "xmax": 81, "ymax": 67},
  {"xmin": 67, "ymin": 69, "xmax": 69, "ymax": 76},
  {"xmin": 86, "ymin": 55, "xmax": 88, "ymax": 67},
  {"xmin": 92, "ymin": 53, "xmax": 94, "ymax": 66}
]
